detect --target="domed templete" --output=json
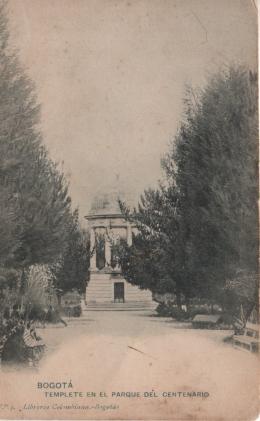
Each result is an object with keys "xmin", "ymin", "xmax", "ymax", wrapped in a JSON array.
[
  {"xmin": 84, "ymin": 191, "xmax": 155, "ymax": 310},
  {"xmin": 88, "ymin": 191, "xmax": 122, "ymax": 217}
]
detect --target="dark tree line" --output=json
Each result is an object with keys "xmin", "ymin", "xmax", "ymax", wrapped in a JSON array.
[
  {"xmin": 0, "ymin": 2, "xmax": 71, "ymax": 269},
  {"xmin": 51, "ymin": 209, "xmax": 90, "ymax": 295},
  {"xmin": 0, "ymin": 2, "xmax": 89, "ymax": 318},
  {"xmin": 118, "ymin": 66, "xmax": 258, "ymax": 320}
]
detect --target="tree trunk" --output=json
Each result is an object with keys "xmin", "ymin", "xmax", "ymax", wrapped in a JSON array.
[
  {"xmin": 185, "ymin": 296, "xmax": 190, "ymax": 311},
  {"xmin": 57, "ymin": 293, "xmax": 62, "ymax": 307},
  {"xmin": 20, "ymin": 268, "xmax": 27, "ymax": 315},
  {"xmin": 176, "ymin": 291, "xmax": 182, "ymax": 310},
  {"xmin": 244, "ymin": 300, "xmax": 256, "ymax": 326}
]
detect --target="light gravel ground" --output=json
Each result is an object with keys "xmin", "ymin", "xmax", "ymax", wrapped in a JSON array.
[{"xmin": 0, "ymin": 310, "xmax": 259, "ymax": 420}]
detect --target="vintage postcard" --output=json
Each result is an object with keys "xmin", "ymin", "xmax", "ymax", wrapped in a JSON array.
[{"xmin": 0, "ymin": 0, "xmax": 258, "ymax": 420}]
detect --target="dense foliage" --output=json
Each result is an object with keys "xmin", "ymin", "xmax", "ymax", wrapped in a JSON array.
[
  {"xmin": 0, "ymin": 2, "xmax": 89, "ymax": 333},
  {"xmin": 51, "ymin": 210, "xmax": 90, "ymax": 295},
  {"xmin": 0, "ymin": 3, "xmax": 73, "ymax": 269},
  {"xmin": 118, "ymin": 67, "xmax": 258, "ymax": 317}
]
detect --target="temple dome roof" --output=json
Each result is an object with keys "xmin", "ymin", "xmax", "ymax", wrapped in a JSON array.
[{"xmin": 87, "ymin": 190, "xmax": 123, "ymax": 218}]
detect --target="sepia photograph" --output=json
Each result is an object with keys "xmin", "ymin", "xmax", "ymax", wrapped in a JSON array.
[{"xmin": 0, "ymin": 0, "xmax": 258, "ymax": 420}]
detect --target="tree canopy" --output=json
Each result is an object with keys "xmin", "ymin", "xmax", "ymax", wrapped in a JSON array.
[
  {"xmin": 118, "ymin": 66, "xmax": 258, "ymax": 312},
  {"xmin": 0, "ymin": 2, "xmax": 73, "ymax": 269},
  {"xmin": 165, "ymin": 67, "xmax": 258, "ymax": 301},
  {"xmin": 51, "ymin": 210, "xmax": 90, "ymax": 295},
  {"xmin": 0, "ymin": 2, "xmax": 89, "ymax": 305}
]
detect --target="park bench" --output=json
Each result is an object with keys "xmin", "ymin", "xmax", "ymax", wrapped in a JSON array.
[
  {"xmin": 0, "ymin": 325, "xmax": 21, "ymax": 362},
  {"xmin": 192, "ymin": 314, "xmax": 221, "ymax": 329},
  {"xmin": 0, "ymin": 324, "xmax": 45, "ymax": 368},
  {"xmin": 233, "ymin": 322, "xmax": 259, "ymax": 353}
]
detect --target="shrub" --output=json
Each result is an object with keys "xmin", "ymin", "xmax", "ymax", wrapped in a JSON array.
[
  {"xmin": 156, "ymin": 303, "xmax": 218, "ymax": 321},
  {"xmin": 62, "ymin": 305, "xmax": 82, "ymax": 317},
  {"xmin": 156, "ymin": 303, "xmax": 189, "ymax": 320}
]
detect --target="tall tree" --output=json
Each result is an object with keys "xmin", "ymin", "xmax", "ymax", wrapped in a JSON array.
[
  {"xmin": 117, "ymin": 187, "xmax": 189, "ymax": 308},
  {"xmin": 0, "ymin": 2, "xmax": 72, "ymax": 271},
  {"xmin": 118, "ymin": 66, "xmax": 258, "ymax": 313},
  {"xmin": 162, "ymin": 66, "xmax": 258, "ymax": 305},
  {"xmin": 51, "ymin": 210, "xmax": 90, "ymax": 295}
]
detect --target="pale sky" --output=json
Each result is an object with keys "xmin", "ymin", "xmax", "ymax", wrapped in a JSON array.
[{"xmin": 7, "ymin": 0, "xmax": 257, "ymax": 219}]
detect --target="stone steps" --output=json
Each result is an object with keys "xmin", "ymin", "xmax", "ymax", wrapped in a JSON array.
[{"xmin": 84, "ymin": 301, "xmax": 157, "ymax": 311}]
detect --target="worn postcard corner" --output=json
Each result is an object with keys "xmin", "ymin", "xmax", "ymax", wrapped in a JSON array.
[{"xmin": 0, "ymin": 0, "xmax": 259, "ymax": 420}]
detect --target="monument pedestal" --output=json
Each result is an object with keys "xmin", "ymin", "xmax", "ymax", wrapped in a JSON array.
[
  {"xmin": 86, "ymin": 268, "xmax": 154, "ymax": 307},
  {"xmin": 85, "ymin": 191, "xmax": 155, "ymax": 310}
]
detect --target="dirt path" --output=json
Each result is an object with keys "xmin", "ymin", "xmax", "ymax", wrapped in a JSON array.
[{"xmin": 0, "ymin": 311, "xmax": 258, "ymax": 420}]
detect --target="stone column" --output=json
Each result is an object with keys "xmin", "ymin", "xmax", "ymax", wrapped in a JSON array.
[
  {"xmin": 105, "ymin": 237, "xmax": 111, "ymax": 266},
  {"xmin": 90, "ymin": 228, "xmax": 97, "ymax": 270},
  {"xmin": 127, "ymin": 222, "xmax": 132, "ymax": 246}
]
